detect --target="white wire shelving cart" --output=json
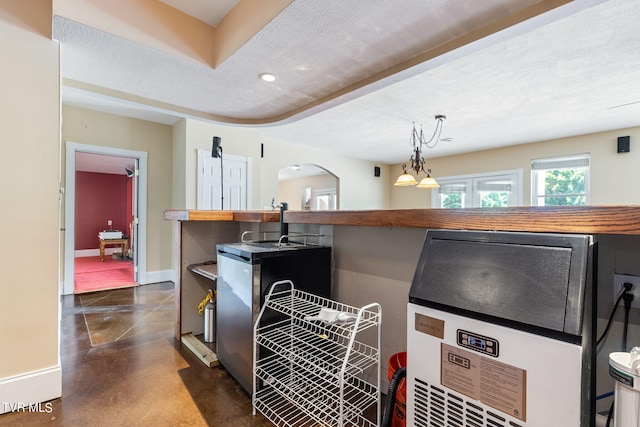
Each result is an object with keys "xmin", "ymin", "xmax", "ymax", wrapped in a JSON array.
[{"xmin": 252, "ymin": 280, "xmax": 382, "ymax": 427}]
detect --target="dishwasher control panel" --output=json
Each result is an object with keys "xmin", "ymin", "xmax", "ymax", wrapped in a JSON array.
[{"xmin": 457, "ymin": 329, "xmax": 499, "ymax": 357}]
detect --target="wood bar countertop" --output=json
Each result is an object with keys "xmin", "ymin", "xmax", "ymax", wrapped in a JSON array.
[
  {"xmin": 164, "ymin": 205, "xmax": 640, "ymax": 235},
  {"xmin": 164, "ymin": 210, "xmax": 279, "ymax": 222}
]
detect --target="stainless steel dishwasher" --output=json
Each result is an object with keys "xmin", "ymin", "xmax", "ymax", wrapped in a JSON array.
[{"xmin": 216, "ymin": 239, "xmax": 331, "ymax": 394}]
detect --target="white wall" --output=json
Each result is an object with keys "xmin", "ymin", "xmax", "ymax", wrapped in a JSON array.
[{"xmin": 391, "ymin": 126, "xmax": 640, "ymax": 208}]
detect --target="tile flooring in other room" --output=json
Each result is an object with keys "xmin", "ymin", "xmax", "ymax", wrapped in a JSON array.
[{"xmin": 0, "ymin": 282, "xmax": 273, "ymax": 426}]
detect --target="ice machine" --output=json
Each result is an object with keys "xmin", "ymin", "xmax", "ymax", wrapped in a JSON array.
[{"xmin": 407, "ymin": 230, "xmax": 596, "ymax": 426}]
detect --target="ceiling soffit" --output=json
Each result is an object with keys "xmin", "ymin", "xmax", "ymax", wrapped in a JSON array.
[
  {"xmin": 53, "ymin": 0, "xmax": 574, "ymax": 125},
  {"xmin": 52, "ymin": 0, "xmax": 293, "ymax": 69}
]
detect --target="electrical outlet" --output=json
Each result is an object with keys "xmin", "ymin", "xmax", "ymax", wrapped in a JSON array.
[
  {"xmin": 613, "ymin": 274, "xmax": 640, "ymax": 309},
  {"xmin": 108, "ymin": 219, "xmax": 112, "ymax": 227}
]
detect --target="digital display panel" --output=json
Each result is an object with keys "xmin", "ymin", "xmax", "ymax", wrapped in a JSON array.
[
  {"xmin": 457, "ymin": 329, "xmax": 499, "ymax": 357},
  {"xmin": 468, "ymin": 336, "xmax": 486, "ymax": 350}
]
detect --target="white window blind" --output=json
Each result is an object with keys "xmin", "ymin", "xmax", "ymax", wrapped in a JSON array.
[
  {"xmin": 439, "ymin": 183, "xmax": 466, "ymax": 194},
  {"xmin": 531, "ymin": 155, "xmax": 590, "ymax": 170},
  {"xmin": 477, "ymin": 181, "xmax": 512, "ymax": 192}
]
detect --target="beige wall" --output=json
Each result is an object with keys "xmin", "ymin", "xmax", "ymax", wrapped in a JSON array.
[
  {"xmin": 171, "ymin": 119, "xmax": 188, "ymax": 209},
  {"xmin": 61, "ymin": 106, "xmax": 174, "ymax": 274},
  {"xmin": 180, "ymin": 119, "xmax": 391, "ymax": 210},
  {"xmin": 0, "ymin": 0, "xmax": 61, "ymax": 405},
  {"xmin": 182, "ymin": 120, "xmax": 263, "ymax": 209},
  {"xmin": 176, "ymin": 120, "xmax": 640, "ymax": 213},
  {"xmin": 391, "ymin": 126, "xmax": 640, "ymax": 208}
]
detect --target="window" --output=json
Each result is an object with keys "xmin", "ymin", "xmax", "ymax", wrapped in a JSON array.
[
  {"xmin": 432, "ymin": 170, "xmax": 522, "ymax": 208},
  {"xmin": 314, "ymin": 188, "xmax": 337, "ymax": 210},
  {"xmin": 531, "ymin": 154, "xmax": 589, "ymax": 206}
]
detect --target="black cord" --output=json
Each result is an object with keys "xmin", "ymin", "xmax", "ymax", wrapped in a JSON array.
[
  {"xmin": 606, "ymin": 400, "xmax": 614, "ymax": 427},
  {"xmin": 622, "ymin": 292, "xmax": 634, "ymax": 351},
  {"xmin": 219, "ymin": 148, "xmax": 224, "ymax": 210},
  {"xmin": 382, "ymin": 367, "xmax": 406, "ymax": 427},
  {"xmin": 597, "ymin": 291, "xmax": 625, "ymax": 346},
  {"xmin": 605, "ymin": 284, "xmax": 634, "ymax": 427}
]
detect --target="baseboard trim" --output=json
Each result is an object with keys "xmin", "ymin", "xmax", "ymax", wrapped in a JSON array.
[
  {"xmin": 75, "ymin": 248, "xmax": 119, "ymax": 258},
  {"xmin": 141, "ymin": 269, "xmax": 174, "ymax": 285},
  {"xmin": 0, "ymin": 366, "xmax": 61, "ymax": 415}
]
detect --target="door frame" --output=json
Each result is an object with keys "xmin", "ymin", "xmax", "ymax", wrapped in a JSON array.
[{"xmin": 63, "ymin": 141, "xmax": 148, "ymax": 295}]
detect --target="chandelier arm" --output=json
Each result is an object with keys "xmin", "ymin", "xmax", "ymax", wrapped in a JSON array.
[
  {"xmin": 422, "ymin": 116, "xmax": 445, "ymax": 149},
  {"xmin": 410, "ymin": 122, "xmax": 420, "ymax": 148}
]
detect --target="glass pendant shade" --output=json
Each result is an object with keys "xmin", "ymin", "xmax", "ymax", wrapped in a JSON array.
[
  {"xmin": 394, "ymin": 172, "xmax": 418, "ymax": 186},
  {"xmin": 417, "ymin": 176, "xmax": 440, "ymax": 188}
]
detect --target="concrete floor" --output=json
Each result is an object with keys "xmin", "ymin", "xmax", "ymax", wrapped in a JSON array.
[{"xmin": 0, "ymin": 282, "xmax": 273, "ymax": 426}]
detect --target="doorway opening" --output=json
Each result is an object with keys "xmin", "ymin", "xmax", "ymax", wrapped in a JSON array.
[
  {"xmin": 63, "ymin": 142, "xmax": 148, "ymax": 296},
  {"xmin": 278, "ymin": 164, "xmax": 339, "ymax": 210}
]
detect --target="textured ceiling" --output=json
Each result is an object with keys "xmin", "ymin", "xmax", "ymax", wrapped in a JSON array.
[
  {"xmin": 157, "ymin": 0, "xmax": 238, "ymax": 26},
  {"xmin": 57, "ymin": 0, "xmax": 640, "ymax": 165}
]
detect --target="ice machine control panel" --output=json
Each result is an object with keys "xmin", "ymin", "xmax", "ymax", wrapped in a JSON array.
[{"xmin": 457, "ymin": 329, "xmax": 499, "ymax": 357}]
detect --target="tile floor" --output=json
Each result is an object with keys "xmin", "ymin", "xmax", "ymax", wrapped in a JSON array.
[{"xmin": 0, "ymin": 282, "xmax": 273, "ymax": 426}]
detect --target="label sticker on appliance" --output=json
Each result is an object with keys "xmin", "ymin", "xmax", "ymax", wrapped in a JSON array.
[
  {"xmin": 610, "ymin": 365, "xmax": 634, "ymax": 387},
  {"xmin": 415, "ymin": 313, "xmax": 444, "ymax": 339},
  {"xmin": 441, "ymin": 343, "xmax": 527, "ymax": 421}
]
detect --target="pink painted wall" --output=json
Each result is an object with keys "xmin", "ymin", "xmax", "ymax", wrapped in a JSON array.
[{"xmin": 75, "ymin": 171, "xmax": 128, "ymax": 250}]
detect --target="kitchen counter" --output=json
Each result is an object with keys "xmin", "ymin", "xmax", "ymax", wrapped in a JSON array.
[
  {"xmin": 164, "ymin": 209, "xmax": 279, "ymax": 222},
  {"xmin": 165, "ymin": 205, "xmax": 640, "ymax": 397},
  {"xmin": 165, "ymin": 205, "xmax": 640, "ymax": 235}
]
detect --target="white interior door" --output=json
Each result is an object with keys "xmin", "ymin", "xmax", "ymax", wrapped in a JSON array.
[{"xmin": 197, "ymin": 150, "xmax": 250, "ymax": 210}]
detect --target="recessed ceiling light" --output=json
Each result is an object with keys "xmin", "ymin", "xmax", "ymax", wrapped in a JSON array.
[
  {"xmin": 259, "ymin": 73, "xmax": 276, "ymax": 82},
  {"xmin": 290, "ymin": 164, "xmax": 300, "ymax": 171}
]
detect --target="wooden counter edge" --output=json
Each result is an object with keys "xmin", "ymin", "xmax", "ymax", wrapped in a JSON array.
[
  {"xmin": 165, "ymin": 206, "xmax": 640, "ymax": 235},
  {"xmin": 163, "ymin": 210, "xmax": 233, "ymax": 221},
  {"xmin": 164, "ymin": 210, "xmax": 279, "ymax": 222},
  {"xmin": 233, "ymin": 211, "xmax": 280, "ymax": 223},
  {"xmin": 284, "ymin": 205, "xmax": 640, "ymax": 235}
]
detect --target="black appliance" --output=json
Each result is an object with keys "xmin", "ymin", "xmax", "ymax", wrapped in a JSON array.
[{"xmin": 216, "ymin": 240, "xmax": 331, "ymax": 393}]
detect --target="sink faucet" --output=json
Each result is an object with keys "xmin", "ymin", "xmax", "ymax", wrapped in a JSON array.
[{"xmin": 271, "ymin": 198, "xmax": 287, "ymax": 210}]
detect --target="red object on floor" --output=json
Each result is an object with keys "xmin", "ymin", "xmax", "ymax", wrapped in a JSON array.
[
  {"xmin": 75, "ymin": 256, "xmax": 136, "ymax": 293},
  {"xmin": 388, "ymin": 352, "xmax": 407, "ymax": 427}
]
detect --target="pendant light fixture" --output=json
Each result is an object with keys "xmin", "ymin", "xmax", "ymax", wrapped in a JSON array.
[{"xmin": 394, "ymin": 115, "xmax": 446, "ymax": 189}]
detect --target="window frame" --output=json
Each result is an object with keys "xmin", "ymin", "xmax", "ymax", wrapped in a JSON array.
[
  {"xmin": 530, "ymin": 154, "xmax": 590, "ymax": 206},
  {"xmin": 313, "ymin": 188, "xmax": 337, "ymax": 210},
  {"xmin": 432, "ymin": 169, "xmax": 523, "ymax": 208}
]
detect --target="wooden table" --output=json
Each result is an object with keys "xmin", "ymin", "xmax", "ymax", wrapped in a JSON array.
[{"xmin": 99, "ymin": 238, "xmax": 128, "ymax": 261}]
